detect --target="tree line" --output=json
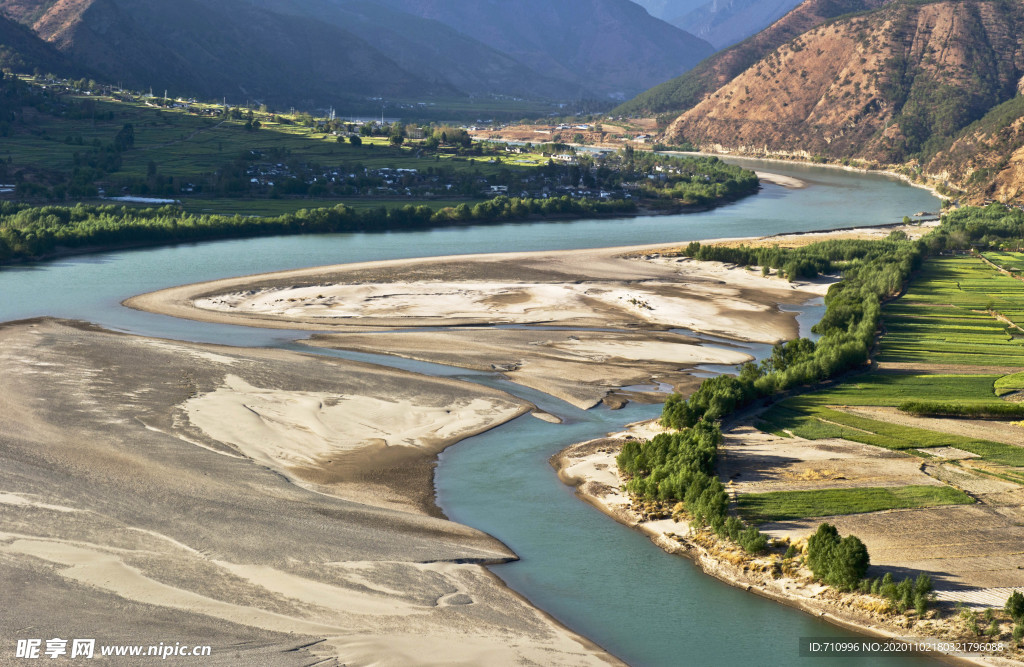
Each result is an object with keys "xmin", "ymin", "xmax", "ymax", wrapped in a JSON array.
[{"xmin": 0, "ymin": 196, "xmax": 636, "ymax": 263}]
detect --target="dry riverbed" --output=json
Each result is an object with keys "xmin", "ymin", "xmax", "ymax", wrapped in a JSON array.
[{"xmin": 0, "ymin": 319, "xmax": 613, "ymax": 666}]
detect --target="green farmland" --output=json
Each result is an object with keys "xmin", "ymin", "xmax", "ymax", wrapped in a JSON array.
[
  {"xmin": 737, "ymin": 485, "xmax": 974, "ymax": 524},
  {"xmin": 3, "ymin": 94, "xmax": 524, "ymax": 182},
  {"xmin": 756, "ymin": 254, "xmax": 1024, "ymax": 471},
  {"xmin": 983, "ymin": 251, "xmax": 1024, "ymax": 273},
  {"xmin": 878, "ymin": 256, "xmax": 1024, "ymax": 366}
]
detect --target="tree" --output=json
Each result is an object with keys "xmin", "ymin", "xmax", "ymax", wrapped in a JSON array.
[
  {"xmin": 113, "ymin": 123, "xmax": 134, "ymax": 152},
  {"xmin": 1007, "ymin": 591, "xmax": 1024, "ymax": 622},
  {"xmin": 349, "ymin": 135, "xmax": 362, "ymax": 146},
  {"xmin": 829, "ymin": 535, "xmax": 870, "ymax": 590},
  {"xmin": 806, "ymin": 523, "xmax": 870, "ymax": 590}
]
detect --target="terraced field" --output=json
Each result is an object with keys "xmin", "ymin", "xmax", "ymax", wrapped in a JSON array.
[{"xmin": 983, "ymin": 251, "xmax": 1024, "ymax": 273}]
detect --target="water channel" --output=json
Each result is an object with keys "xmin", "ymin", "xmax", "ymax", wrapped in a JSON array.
[{"xmin": 0, "ymin": 159, "xmax": 939, "ymax": 665}]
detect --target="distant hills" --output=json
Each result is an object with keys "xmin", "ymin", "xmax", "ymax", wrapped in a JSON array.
[
  {"xmin": 630, "ymin": 0, "xmax": 803, "ymax": 49},
  {"xmin": 622, "ymin": 0, "xmax": 1024, "ymax": 202},
  {"xmin": 671, "ymin": 0, "xmax": 804, "ymax": 50},
  {"xmin": 0, "ymin": 0, "xmax": 715, "ymax": 107},
  {"xmin": 371, "ymin": 0, "xmax": 714, "ymax": 99}
]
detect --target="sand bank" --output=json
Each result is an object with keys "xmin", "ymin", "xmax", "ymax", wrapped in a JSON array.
[
  {"xmin": 0, "ymin": 319, "xmax": 614, "ymax": 665},
  {"xmin": 755, "ymin": 171, "xmax": 807, "ymax": 189},
  {"xmin": 127, "ymin": 244, "xmax": 832, "ymax": 409},
  {"xmin": 125, "ymin": 243, "xmax": 832, "ymax": 335}
]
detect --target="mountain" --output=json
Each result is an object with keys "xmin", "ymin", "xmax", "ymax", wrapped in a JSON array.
[
  {"xmin": 614, "ymin": 0, "xmax": 892, "ymax": 116},
  {"xmin": 663, "ymin": 1, "xmax": 1024, "ymax": 159},
  {"xmin": 243, "ymin": 0, "xmax": 571, "ymax": 99},
  {"xmin": 669, "ymin": 0, "xmax": 804, "ymax": 49},
  {"xmin": 374, "ymin": 0, "xmax": 716, "ymax": 99},
  {"xmin": 2, "ymin": 0, "xmax": 715, "ymax": 106},
  {"xmin": 650, "ymin": 0, "xmax": 1024, "ymax": 201},
  {"xmin": 630, "ymin": 0, "xmax": 706, "ymax": 21},
  {"xmin": 1, "ymin": 0, "xmax": 446, "ymax": 107},
  {"xmin": 630, "ymin": 0, "xmax": 804, "ymax": 50},
  {"xmin": 0, "ymin": 10, "xmax": 75, "ymax": 74},
  {"xmin": 923, "ymin": 96, "xmax": 1024, "ymax": 203}
]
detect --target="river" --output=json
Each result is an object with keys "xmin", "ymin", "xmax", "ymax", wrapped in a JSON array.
[{"xmin": 0, "ymin": 159, "xmax": 939, "ymax": 665}]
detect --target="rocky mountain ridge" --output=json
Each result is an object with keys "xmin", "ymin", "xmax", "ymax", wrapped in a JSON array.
[{"xmin": 633, "ymin": 0, "xmax": 1024, "ymax": 203}]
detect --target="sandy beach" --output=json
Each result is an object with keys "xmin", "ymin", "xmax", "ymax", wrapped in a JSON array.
[{"xmin": 0, "ymin": 319, "xmax": 615, "ymax": 665}]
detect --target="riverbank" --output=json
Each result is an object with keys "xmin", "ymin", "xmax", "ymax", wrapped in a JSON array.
[
  {"xmin": 0, "ymin": 182, "xmax": 774, "ymax": 270},
  {"xmin": 0, "ymin": 318, "xmax": 618, "ymax": 665},
  {"xmin": 553, "ymin": 420, "xmax": 1022, "ymax": 666},
  {"xmin": 686, "ymin": 149, "xmax": 948, "ymax": 202}
]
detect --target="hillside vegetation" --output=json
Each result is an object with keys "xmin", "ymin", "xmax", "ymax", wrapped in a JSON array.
[{"xmin": 0, "ymin": 12, "xmax": 75, "ymax": 75}]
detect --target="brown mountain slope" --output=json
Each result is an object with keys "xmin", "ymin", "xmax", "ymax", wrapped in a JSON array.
[
  {"xmin": 664, "ymin": 0, "xmax": 1024, "ymax": 172},
  {"xmin": 614, "ymin": 0, "xmax": 893, "ymax": 116},
  {"xmin": 924, "ymin": 96, "xmax": 1024, "ymax": 203}
]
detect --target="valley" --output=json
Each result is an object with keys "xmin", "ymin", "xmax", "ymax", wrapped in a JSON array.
[{"xmin": 2, "ymin": 0, "xmax": 1024, "ymax": 663}]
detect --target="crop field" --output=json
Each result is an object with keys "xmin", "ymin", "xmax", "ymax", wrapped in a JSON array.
[
  {"xmin": 793, "ymin": 373, "xmax": 1001, "ymax": 406},
  {"xmin": 753, "ymin": 254, "xmax": 1024, "ymax": 471},
  {"xmin": 759, "ymin": 398, "xmax": 1024, "ymax": 465},
  {"xmin": 737, "ymin": 485, "xmax": 974, "ymax": 523},
  {"xmin": 983, "ymin": 251, "xmax": 1024, "ymax": 272},
  {"xmin": 877, "ymin": 256, "xmax": 1024, "ymax": 366},
  {"xmin": 995, "ymin": 370, "xmax": 1024, "ymax": 396}
]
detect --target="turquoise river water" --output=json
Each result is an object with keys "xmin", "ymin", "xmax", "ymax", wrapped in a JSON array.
[{"xmin": 0, "ymin": 159, "xmax": 940, "ymax": 665}]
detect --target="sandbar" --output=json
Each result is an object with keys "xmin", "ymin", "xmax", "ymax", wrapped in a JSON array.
[
  {"xmin": 0, "ymin": 319, "xmax": 614, "ymax": 665},
  {"xmin": 126, "ymin": 244, "xmax": 833, "ymax": 409}
]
